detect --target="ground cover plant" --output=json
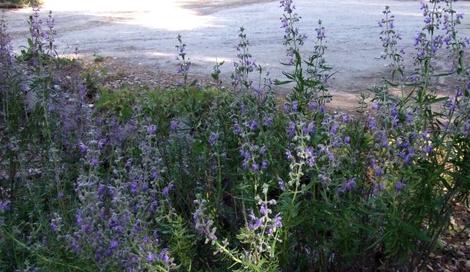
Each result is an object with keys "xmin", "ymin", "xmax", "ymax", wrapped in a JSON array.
[{"xmin": 0, "ymin": 0, "xmax": 469, "ymax": 271}]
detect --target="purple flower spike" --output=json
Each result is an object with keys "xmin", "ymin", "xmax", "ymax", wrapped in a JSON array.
[
  {"xmin": 90, "ymin": 158, "xmax": 99, "ymax": 167},
  {"xmin": 248, "ymin": 120, "xmax": 258, "ymax": 131},
  {"xmin": 340, "ymin": 178, "xmax": 357, "ymax": 193},
  {"xmin": 159, "ymin": 249, "xmax": 171, "ymax": 266},
  {"xmin": 147, "ymin": 124, "xmax": 157, "ymax": 135},
  {"xmin": 170, "ymin": 120, "xmax": 179, "ymax": 131},
  {"xmin": 146, "ymin": 252, "xmax": 156, "ymax": 263},
  {"xmin": 209, "ymin": 132, "xmax": 219, "ymax": 146},
  {"xmin": 287, "ymin": 121, "xmax": 296, "ymax": 138},
  {"xmin": 78, "ymin": 141, "xmax": 88, "ymax": 154},
  {"xmin": 394, "ymin": 180, "xmax": 406, "ymax": 192}
]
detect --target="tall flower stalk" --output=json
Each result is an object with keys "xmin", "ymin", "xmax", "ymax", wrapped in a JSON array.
[{"xmin": 176, "ymin": 34, "xmax": 191, "ymax": 86}]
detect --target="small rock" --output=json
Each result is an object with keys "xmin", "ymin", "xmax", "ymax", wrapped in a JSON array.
[{"xmin": 457, "ymin": 251, "xmax": 465, "ymax": 257}]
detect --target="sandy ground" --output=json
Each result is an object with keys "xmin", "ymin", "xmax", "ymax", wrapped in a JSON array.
[{"xmin": 3, "ymin": 0, "xmax": 470, "ymax": 107}]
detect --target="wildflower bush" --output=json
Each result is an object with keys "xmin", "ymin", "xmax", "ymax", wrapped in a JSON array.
[{"xmin": 1, "ymin": 1, "xmax": 469, "ymax": 271}]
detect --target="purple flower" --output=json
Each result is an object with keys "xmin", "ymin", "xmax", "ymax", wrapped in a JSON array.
[
  {"xmin": 259, "ymin": 145, "xmax": 267, "ymax": 156},
  {"xmin": 78, "ymin": 141, "xmax": 88, "ymax": 154},
  {"xmin": 233, "ymin": 123, "xmax": 242, "ymax": 135},
  {"xmin": 162, "ymin": 183, "xmax": 175, "ymax": 198},
  {"xmin": 159, "ymin": 249, "xmax": 171, "ymax": 266},
  {"xmin": 303, "ymin": 122, "xmax": 316, "ymax": 135},
  {"xmin": 283, "ymin": 102, "xmax": 290, "ymax": 113},
  {"xmin": 280, "ymin": 0, "xmax": 307, "ymax": 62},
  {"xmin": 308, "ymin": 100, "xmax": 319, "ymax": 111},
  {"xmin": 292, "ymin": 100, "xmax": 299, "ymax": 112},
  {"xmin": 0, "ymin": 200, "xmax": 10, "ymax": 213},
  {"xmin": 315, "ymin": 20, "xmax": 326, "ymax": 40},
  {"xmin": 267, "ymin": 213, "xmax": 283, "ymax": 235},
  {"xmin": 394, "ymin": 180, "xmax": 406, "ymax": 192},
  {"xmin": 373, "ymin": 183, "xmax": 385, "ymax": 195},
  {"xmin": 340, "ymin": 178, "xmax": 356, "ymax": 193},
  {"xmin": 109, "ymin": 240, "xmax": 119, "ymax": 251},
  {"xmin": 231, "ymin": 27, "xmax": 256, "ymax": 91},
  {"xmin": 170, "ymin": 120, "xmax": 179, "ymax": 131},
  {"xmin": 129, "ymin": 181, "xmax": 139, "ymax": 194},
  {"xmin": 176, "ymin": 34, "xmax": 191, "ymax": 84},
  {"xmin": 367, "ymin": 116, "xmax": 377, "ymax": 130},
  {"xmin": 260, "ymin": 203, "xmax": 269, "ymax": 216},
  {"xmin": 390, "ymin": 103, "xmax": 399, "ymax": 118},
  {"xmin": 280, "ymin": 0, "xmax": 294, "ymax": 14},
  {"xmin": 287, "ymin": 121, "xmax": 296, "ymax": 138},
  {"xmin": 98, "ymin": 138, "xmax": 107, "ymax": 150},
  {"xmin": 248, "ymin": 212, "xmax": 262, "ymax": 230},
  {"xmin": 405, "ymin": 110, "xmax": 414, "ymax": 124},
  {"xmin": 90, "ymin": 158, "xmax": 99, "ymax": 167},
  {"xmin": 374, "ymin": 166, "xmax": 383, "ymax": 177},
  {"xmin": 151, "ymin": 168, "xmax": 159, "ymax": 180},
  {"xmin": 261, "ymin": 160, "xmax": 269, "ymax": 170},
  {"xmin": 464, "ymin": 121, "xmax": 470, "ymax": 135},
  {"xmin": 146, "ymin": 252, "xmax": 156, "ymax": 263},
  {"xmin": 193, "ymin": 199, "xmax": 218, "ymax": 243},
  {"xmin": 423, "ymin": 144, "xmax": 433, "ymax": 155},
  {"xmin": 341, "ymin": 114, "xmax": 350, "ymax": 124},
  {"xmin": 263, "ymin": 116, "xmax": 274, "ymax": 127},
  {"xmin": 247, "ymin": 120, "xmax": 258, "ymax": 131},
  {"xmin": 147, "ymin": 124, "xmax": 157, "ymax": 135},
  {"xmin": 50, "ymin": 218, "xmax": 61, "ymax": 232},
  {"xmin": 305, "ymin": 146, "xmax": 316, "ymax": 167},
  {"xmin": 273, "ymin": 213, "xmax": 282, "ymax": 228},
  {"xmin": 377, "ymin": 131, "xmax": 389, "ymax": 148},
  {"xmin": 329, "ymin": 122, "xmax": 339, "ymax": 135},
  {"xmin": 209, "ymin": 132, "xmax": 219, "ymax": 146}
]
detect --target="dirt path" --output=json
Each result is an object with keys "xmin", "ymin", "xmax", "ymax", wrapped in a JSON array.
[{"xmin": 3, "ymin": 0, "xmax": 470, "ymax": 104}]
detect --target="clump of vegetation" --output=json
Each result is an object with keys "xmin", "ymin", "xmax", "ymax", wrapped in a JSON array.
[{"xmin": 0, "ymin": 1, "xmax": 469, "ymax": 271}]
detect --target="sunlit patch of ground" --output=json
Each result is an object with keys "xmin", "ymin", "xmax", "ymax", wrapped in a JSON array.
[
  {"xmin": 28, "ymin": 0, "xmax": 274, "ymax": 30},
  {"xmin": 38, "ymin": 0, "xmax": 218, "ymax": 31}
]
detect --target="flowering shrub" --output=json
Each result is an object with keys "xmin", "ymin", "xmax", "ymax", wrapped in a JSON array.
[{"xmin": 1, "ymin": 1, "xmax": 469, "ymax": 271}]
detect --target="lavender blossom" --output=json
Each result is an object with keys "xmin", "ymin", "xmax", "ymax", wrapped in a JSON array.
[
  {"xmin": 209, "ymin": 132, "xmax": 219, "ymax": 146},
  {"xmin": 193, "ymin": 199, "xmax": 218, "ymax": 243},
  {"xmin": 170, "ymin": 119, "xmax": 179, "ymax": 131},
  {"xmin": 287, "ymin": 121, "xmax": 296, "ymax": 138},
  {"xmin": 394, "ymin": 180, "xmax": 406, "ymax": 192},
  {"xmin": 147, "ymin": 124, "xmax": 157, "ymax": 135},
  {"xmin": 248, "ymin": 210, "xmax": 263, "ymax": 230},
  {"xmin": 247, "ymin": 120, "xmax": 258, "ymax": 131},
  {"xmin": 340, "ymin": 178, "xmax": 357, "ymax": 193}
]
